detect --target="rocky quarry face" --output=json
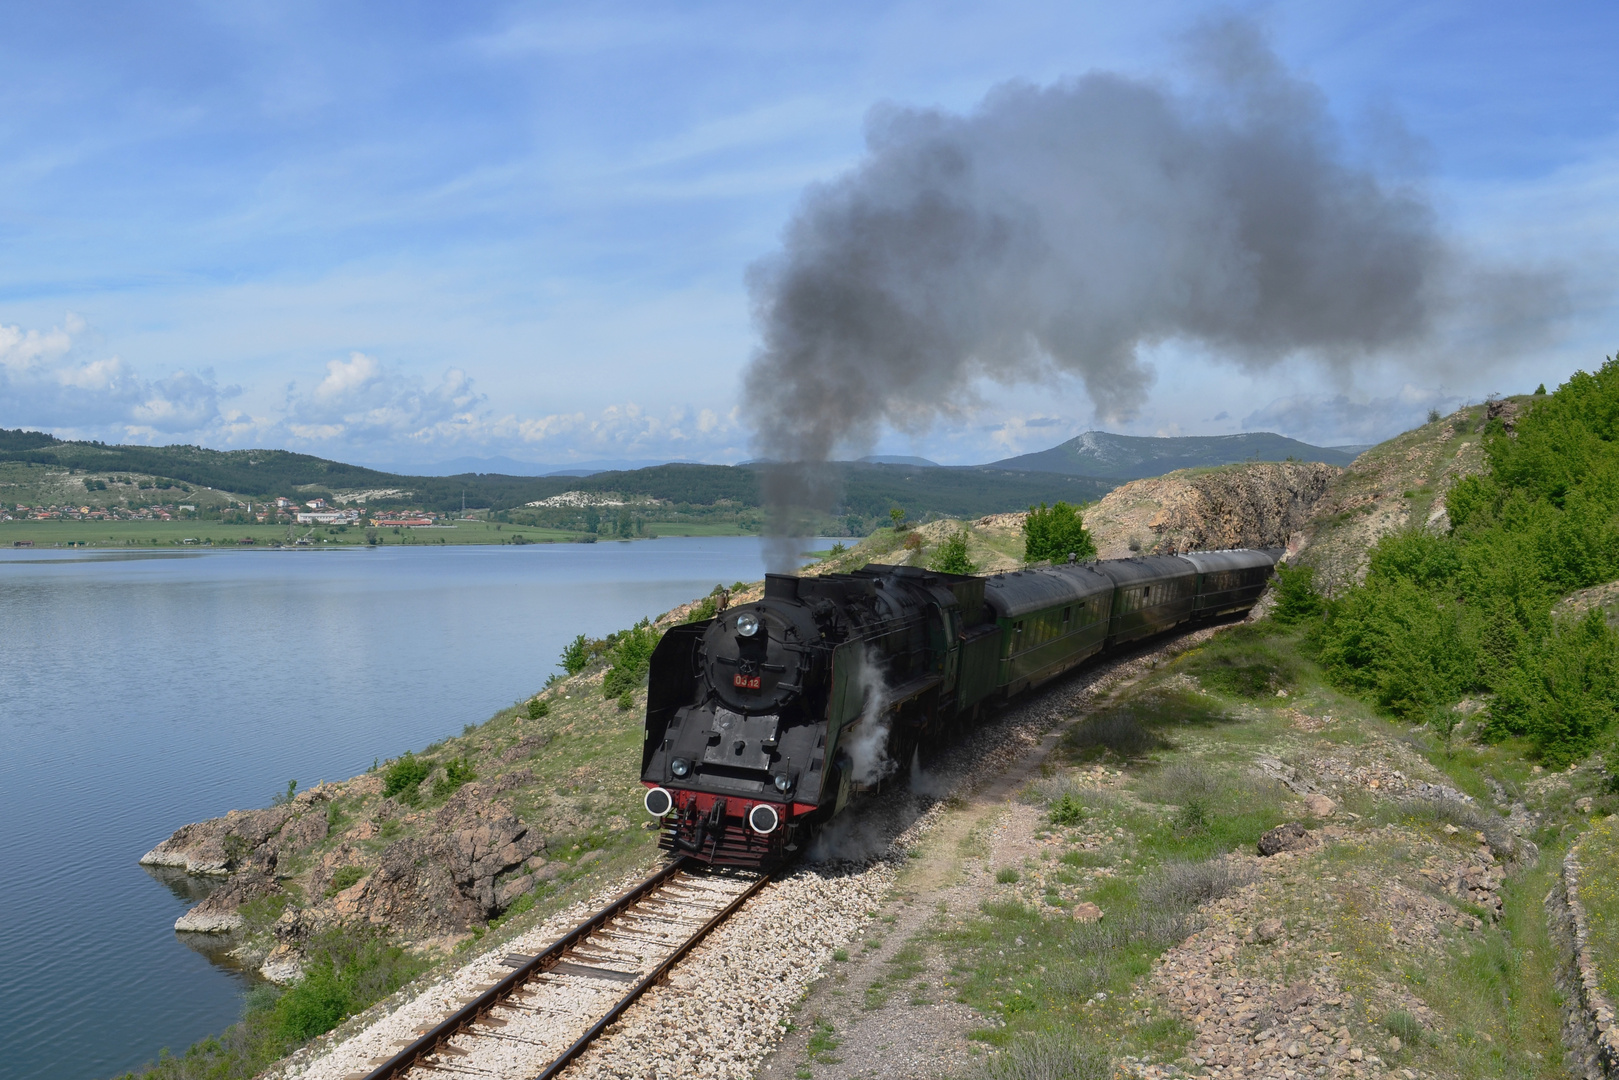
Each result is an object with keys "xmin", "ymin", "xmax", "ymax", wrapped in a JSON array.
[{"xmin": 1077, "ymin": 461, "xmax": 1339, "ymax": 559}]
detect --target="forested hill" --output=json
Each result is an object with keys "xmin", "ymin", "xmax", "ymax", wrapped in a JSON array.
[
  {"xmin": 1303, "ymin": 366, "xmax": 1619, "ymax": 767},
  {"xmin": 0, "ymin": 431, "xmax": 1109, "ymax": 520}
]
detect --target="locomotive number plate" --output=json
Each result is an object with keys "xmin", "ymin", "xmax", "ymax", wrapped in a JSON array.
[{"xmin": 732, "ymin": 673, "xmax": 762, "ymax": 690}]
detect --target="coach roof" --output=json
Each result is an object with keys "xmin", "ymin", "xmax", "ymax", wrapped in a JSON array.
[
  {"xmin": 983, "ymin": 563, "xmax": 1114, "ymax": 619},
  {"xmin": 1175, "ymin": 549, "xmax": 1281, "ymax": 574}
]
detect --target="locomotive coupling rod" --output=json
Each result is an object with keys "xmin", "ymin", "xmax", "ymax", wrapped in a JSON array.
[
  {"xmin": 358, "ymin": 857, "xmax": 692, "ymax": 1080},
  {"xmin": 528, "ymin": 866, "xmax": 776, "ymax": 1080}
]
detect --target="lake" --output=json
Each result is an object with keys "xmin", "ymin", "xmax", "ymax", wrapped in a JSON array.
[{"xmin": 0, "ymin": 538, "xmax": 794, "ymax": 1080}]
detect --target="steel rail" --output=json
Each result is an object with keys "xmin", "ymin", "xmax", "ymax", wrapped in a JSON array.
[
  {"xmin": 528, "ymin": 867, "xmax": 774, "ymax": 1080},
  {"xmin": 357, "ymin": 858, "xmax": 694, "ymax": 1080}
]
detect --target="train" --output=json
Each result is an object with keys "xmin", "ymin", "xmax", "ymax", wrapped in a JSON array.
[{"xmin": 638, "ymin": 548, "xmax": 1279, "ymax": 867}]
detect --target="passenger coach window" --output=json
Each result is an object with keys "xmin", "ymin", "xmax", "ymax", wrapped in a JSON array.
[
  {"xmin": 1062, "ymin": 606, "xmax": 1071, "ymax": 624},
  {"xmin": 1143, "ymin": 586, "xmax": 1152, "ymax": 600}
]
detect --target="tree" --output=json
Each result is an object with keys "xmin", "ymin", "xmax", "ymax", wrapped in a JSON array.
[
  {"xmin": 1270, "ymin": 562, "xmax": 1323, "ymax": 625},
  {"xmin": 889, "ymin": 507, "xmax": 906, "ymax": 530},
  {"xmin": 1022, "ymin": 502, "xmax": 1096, "ymax": 564},
  {"xmin": 928, "ymin": 528, "xmax": 978, "ymax": 575}
]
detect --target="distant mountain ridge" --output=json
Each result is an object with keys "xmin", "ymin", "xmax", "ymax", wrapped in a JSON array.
[{"xmin": 989, "ymin": 430, "xmax": 1362, "ymax": 479}]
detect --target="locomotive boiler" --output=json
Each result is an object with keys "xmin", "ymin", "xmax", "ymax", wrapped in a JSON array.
[{"xmin": 639, "ymin": 549, "xmax": 1278, "ymax": 867}]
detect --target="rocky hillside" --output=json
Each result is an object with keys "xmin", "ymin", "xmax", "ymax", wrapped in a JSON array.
[
  {"xmin": 1290, "ymin": 400, "xmax": 1522, "ymax": 595},
  {"xmin": 807, "ymin": 459, "xmax": 1340, "ymax": 575},
  {"xmin": 1079, "ymin": 460, "xmax": 1339, "ymax": 558}
]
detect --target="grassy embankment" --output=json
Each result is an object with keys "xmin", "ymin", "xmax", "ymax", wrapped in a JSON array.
[
  {"xmin": 909, "ymin": 623, "xmax": 1577, "ymax": 1079},
  {"xmin": 109, "ymin": 599, "xmax": 722, "ymax": 1079}
]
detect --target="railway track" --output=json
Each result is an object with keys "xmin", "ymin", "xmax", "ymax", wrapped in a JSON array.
[{"xmin": 348, "ymin": 859, "xmax": 771, "ymax": 1080}]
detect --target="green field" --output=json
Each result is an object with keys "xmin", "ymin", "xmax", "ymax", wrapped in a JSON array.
[{"xmin": 0, "ymin": 517, "xmax": 753, "ymax": 549}]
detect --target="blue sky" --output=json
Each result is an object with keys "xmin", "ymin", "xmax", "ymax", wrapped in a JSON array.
[{"xmin": 0, "ymin": 1, "xmax": 1613, "ymax": 467}]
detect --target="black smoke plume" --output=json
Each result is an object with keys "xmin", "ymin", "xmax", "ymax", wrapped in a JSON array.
[{"xmin": 743, "ymin": 19, "xmax": 1558, "ymax": 557}]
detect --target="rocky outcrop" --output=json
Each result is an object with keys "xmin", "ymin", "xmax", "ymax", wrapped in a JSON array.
[
  {"xmin": 1081, "ymin": 462, "xmax": 1339, "ymax": 559},
  {"xmin": 310, "ymin": 787, "xmax": 546, "ymax": 936},
  {"xmin": 174, "ymin": 870, "xmax": 279, "ymax": 933},
  {"xmin": 140, "ymin": 785, "xmax": 334, "ymax": 875}
]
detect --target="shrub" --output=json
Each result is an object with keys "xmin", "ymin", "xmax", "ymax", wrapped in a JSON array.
[
  {"xmin": 272, "ymin": 927, "xmax": 426, "ymax": 1042},
  {"xmin": 432, "ymin": 757, "xmax": 476, "ymax": 799},
  {"xmin": 617, "ymin": 690, "xmax": 636, "ymax": 711},
  {"xmin": 1023, "ymin": 501, "xmax": 1097, "ymax": 564},
  {"xmin": 1137, "ymin": 763, "xmax": 1222, "ymax": 805},
  {"xmin": 996, "ymin": 868, "xmax": 1021, "ymax": 884},
  {"xmin": 1049, "ymin": 793, "xmax": 1086, "ymax": 826},
  {"xmin": 525, "ymin": 698, "xmax": 550, "ymax": 720},
  {"xmin": 1383, "ymin": 1009, "xmax": 1424, "ymax": 1045},
  {"xmin": 271, "ymin": 779, "xmax": 298, "ymax": 807},
  {"xmin": 382, "ymin": 754, "xmax": 430, "ymax": 801},
  {"xmin": 928, "ymin": 528, "xmax": 978, "ymax": 574},
  {"xmin": 683, "ymin": 585, "xmax": 728, "ymax": 624},
  {"xmin": 324, "ymin": 865, "xmax": 367, "ymax": 898},
  {"xmin": 560, "ymin": 633, "xmax": 593, "ymax": 675},
  {"xmin": 1062, "ymin": 707, "xmax": 1171, "ymax": 760},
  {"xmin": 1269, "ymin": 563, "xmax": 1323, "ymax": 625},
  {"xmin": 1139, "ymin": 858, "xmax": 1257, "ymax": 910},
  {"xmin": 602, "ymin": 620, "xmax": 660, "ymax": 699},
  {"xmin": 975, "ymin": 1031, "xmax": 1112, "ymax": 1080}
]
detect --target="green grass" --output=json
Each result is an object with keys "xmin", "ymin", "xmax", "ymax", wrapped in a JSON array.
[
  {"xmin": 1389, "ymin": 840, "xmax": 1568, "ymax": 1078},
  {"xmin": 1578, "ymin": 817, "xmax": 1619, "ymax": 1006},
  {"xmin": 111, "ymin": 927, "xmax": 428, "ymax": 1080},
  {"xmin": 806, "ymin": 1018, "xmax": 841, "ymax": 1063}
]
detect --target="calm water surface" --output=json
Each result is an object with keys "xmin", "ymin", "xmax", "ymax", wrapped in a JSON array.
[{"xmin": 0, "ymin": 538, "xmax": 785, "ymax": 1080}]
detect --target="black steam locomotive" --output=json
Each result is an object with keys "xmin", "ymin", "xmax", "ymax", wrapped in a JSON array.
[{"xmin": 639, "ymin": 549, "xmax": 1278, "ymax": 867}]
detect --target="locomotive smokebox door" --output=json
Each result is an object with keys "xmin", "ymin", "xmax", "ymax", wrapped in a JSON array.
[{"xmin": 703, "ymin": 711, "xmax": 781, "ymax": 770}]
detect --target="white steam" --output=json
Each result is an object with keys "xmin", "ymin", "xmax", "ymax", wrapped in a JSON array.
[{"xmin": 841, "ymin": 647, "xmax": 896, "ymax": 786}]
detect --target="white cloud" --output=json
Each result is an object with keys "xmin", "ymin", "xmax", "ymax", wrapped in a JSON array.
[
  {"xmin": 260, "ymin": 352, "xmax": 747, "ymax": 464},
  {"xmin": 0, "ymin": 315, "xmax": 229, "ymax": 435}
]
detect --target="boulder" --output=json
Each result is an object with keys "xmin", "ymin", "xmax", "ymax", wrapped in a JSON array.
[
  {"xmin": 497, "ymin": 874, "xmax": 535, "ymax": 908},
  {"xmin": 1071, "ymin": 902, "xmax": 1103, "ymax": 923},
  {"xmin": 1248, "ymin": 918, "xmax": 1285, "ymax": 944},
  {"xmin": 1258, "ymin": 822, "xmax": 1318, "ymax": 856},
  {"xmin": 1303, "ymin": 793, "xmax": 1336, "ymax": 818}
]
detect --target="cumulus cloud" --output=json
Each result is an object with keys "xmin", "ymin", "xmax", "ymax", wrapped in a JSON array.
[
  {"xmin": 0, "ymin": 317, "xmax": 746, "ymax": 464},
  {"xmin": 270, "ymin": 353, "xmax": 745, "ymax": 463},
  {"xmin": 282, "ymin": 351, "xmax": 484, "ymax": 446},
  {"xmin": 0, "ymin": 315, "xmax": 229, "ymax": 436}
]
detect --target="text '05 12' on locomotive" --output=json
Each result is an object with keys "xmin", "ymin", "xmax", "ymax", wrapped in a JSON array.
[{"xmin": 639, "ymin": 548, "xmax": 1280, "ymax": 868}]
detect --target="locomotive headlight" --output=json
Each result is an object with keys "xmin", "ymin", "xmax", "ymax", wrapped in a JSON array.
[
  {"xmin": 735, "ymin": 612, "xmax": 760, "ymax": 637},
  {"xmin": 772, "ymin": 772, "xmax": 793, "ymax": 794},
  {"xmin": 670, "ymin": 757, "xmax": 692, "ymax": 778}
]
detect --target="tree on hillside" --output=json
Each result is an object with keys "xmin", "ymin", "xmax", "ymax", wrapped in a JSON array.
[
  {"xmin": 928, "ymin": 528, "xmax": 978, "ymax": 575},
  {"xmin": 1023, "ymin": 501, "xmax": 1096, "ymax": 564}
]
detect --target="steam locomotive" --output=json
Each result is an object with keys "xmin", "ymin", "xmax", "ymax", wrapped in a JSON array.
[{"xmin": 639, "ymin": 548, "xmax": 1278, "ymax": 867}]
